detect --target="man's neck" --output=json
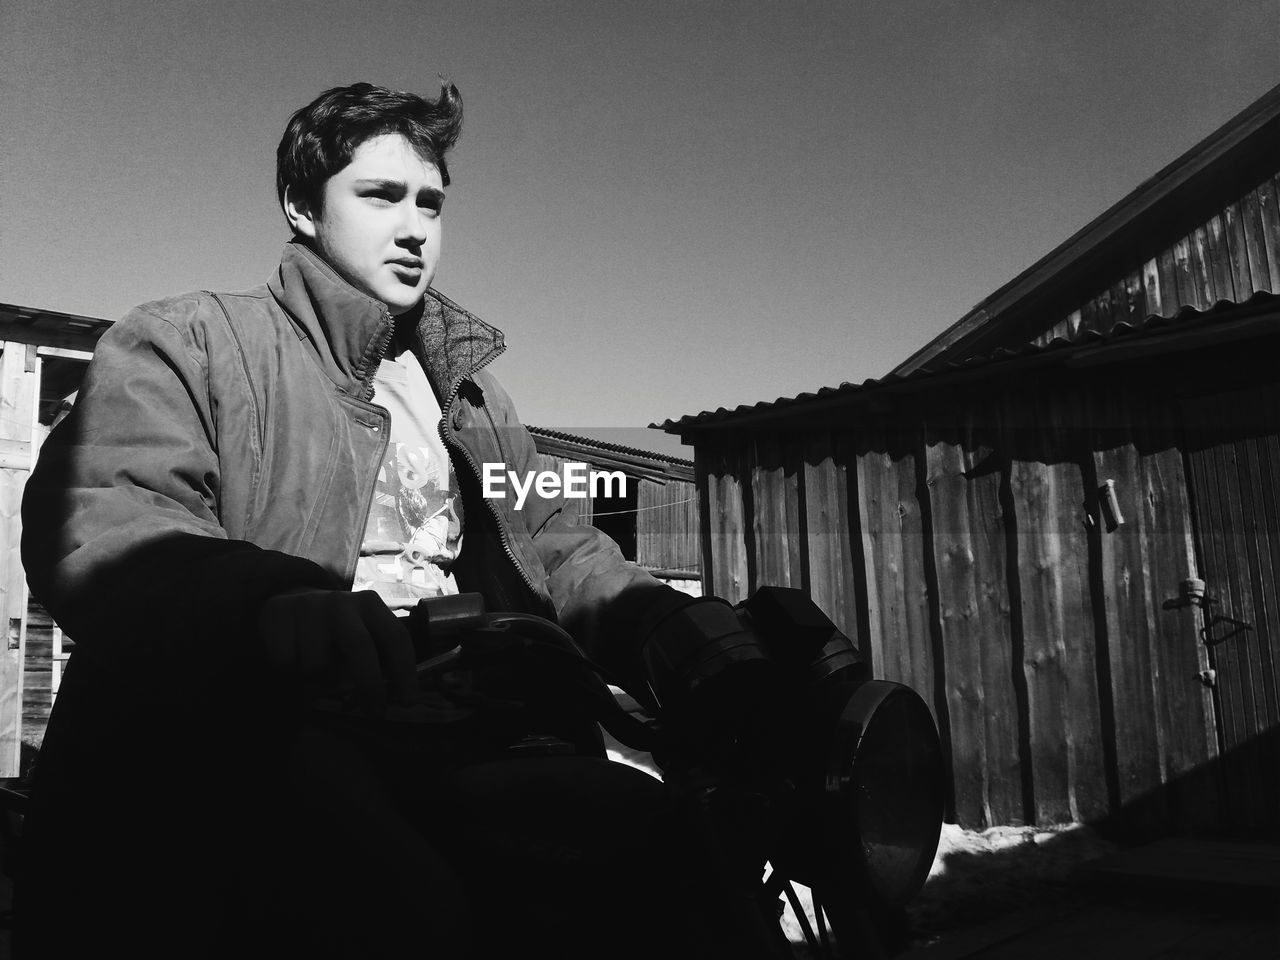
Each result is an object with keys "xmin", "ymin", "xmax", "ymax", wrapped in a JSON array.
[{"xmin": 390, "ymin": 298, "xmax": 427, "ymax": 353}]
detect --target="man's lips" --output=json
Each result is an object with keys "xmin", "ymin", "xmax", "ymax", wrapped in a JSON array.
[{"xmin": 389, "ymin": 259, "xmax": 424, "ymax": 285}]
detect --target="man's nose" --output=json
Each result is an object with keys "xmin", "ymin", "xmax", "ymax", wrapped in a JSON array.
[{"xmin": 396, "ymin": 202, "xmax": 430, "ymax": 245}]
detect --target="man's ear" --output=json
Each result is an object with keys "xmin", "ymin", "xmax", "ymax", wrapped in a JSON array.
[{"xmin": 283, "ymin": 185, "xmax": 319, "ymax": 239}]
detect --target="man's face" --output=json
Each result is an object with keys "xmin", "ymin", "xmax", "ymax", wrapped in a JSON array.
[{"xmin": 289, "ymin": 132, "xmax": 444, "ymax": 316}]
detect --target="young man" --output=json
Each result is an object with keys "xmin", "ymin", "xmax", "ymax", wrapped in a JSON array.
[{"xmin": 18, "ymin": 83, "xmax": 753, "ymax": 957}]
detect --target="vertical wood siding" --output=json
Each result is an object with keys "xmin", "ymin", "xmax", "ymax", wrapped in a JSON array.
[
  {"xmin": 801, "ymin": 434, "xmax": 860, "ymax": 652},
  {"xmin": 1090, "ymin": 389, "xmax": 1218, "ymax": 833},
  {"xmin": 1006, "ymin": 391, "xmax": 1108, "ymax": 825},
  {"xmin": 533, "ymin": 451, "xmax": 699, "ymax": 575},
  {"xmin": 0, "ymin": 344, "xmax": 35, "ymax": 776},
  {"xmin": 925, "ymin": 401, "xmax": 1021, "ymax": 827},
  {"xmin": 1037, "ymin": 172, "xmax": 1280, "ymax": 346},
  {"xmin": 698, "ymin": 443, "xmax": 751, "ymax": 603},
  {"xmin": 21, "ymin": 597, "xmax": 58, "ymax": 751},
  {"xmin": 854, "ymin": 424, "xmax": 935, "ymax": 711},
  {"xmin": 694, "ymin": 374, "xmax": 1238, "ymax": 831},
  {"xmin": 750, "ymin": 435, "xmax": 802, "ymax": 591},
  {"xmin": 636, "ymin": 476, "xmax": 700, "ymax": 574},
  {"xmin": 1183, "ymin": 385, "xmax": 1280, "ymax": 830}
]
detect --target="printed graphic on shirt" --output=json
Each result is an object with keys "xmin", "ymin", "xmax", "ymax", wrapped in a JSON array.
[{"xmin": 355, "ymin": 351, "xmax": 463, "ymax": 609}]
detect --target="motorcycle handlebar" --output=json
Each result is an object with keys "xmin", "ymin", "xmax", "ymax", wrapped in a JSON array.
[{"xmin": 408, "ymin": 598, "xmax": 663, "ymax": 754}]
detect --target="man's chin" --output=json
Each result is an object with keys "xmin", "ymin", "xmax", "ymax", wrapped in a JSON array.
[{"xmin": 386, "ymin": 291, "xmax": 427, "ymax": 316}]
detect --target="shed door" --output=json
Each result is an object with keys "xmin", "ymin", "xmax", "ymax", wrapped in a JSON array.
[{"xmin": 1182, "ymin": 383, "xmax": 1280, "ymax": 832}]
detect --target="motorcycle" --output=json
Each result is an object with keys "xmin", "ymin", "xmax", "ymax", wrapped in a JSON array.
[{"xmin": 383, "ymin": 585, "xmax": 947, "ymax": 959}]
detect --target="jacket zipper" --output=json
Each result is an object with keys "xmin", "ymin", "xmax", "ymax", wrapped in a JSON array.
[
  {"xmin": 343, "ymin": 304, "xmax": 533, "ymax": 599},
  {"xmin": 344, "ymin": 308, "xmax": 395, "ymax": 582},
  {"xmin": 344, "ymin": 401, "xmax": 391, "ymax": 585},
  {"xmin": 436, "ymin": 353, "xmax": 539, "ymax": 598},
  {"xmin": 357, "ymin": 309, "xmax": 396, "ymax": 403}
]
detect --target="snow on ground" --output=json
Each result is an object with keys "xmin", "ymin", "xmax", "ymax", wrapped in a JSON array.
[
  {"xmin": 605, "ymin": 741, "xmax": 1118, "ymax": 950},
  {"xmin": 769, "ymin": 820, "xmax": 1118, "ymax": 952},
  {"xmin": 905, "ymin": 820, "xmax": 1117, "ymax": 946}
]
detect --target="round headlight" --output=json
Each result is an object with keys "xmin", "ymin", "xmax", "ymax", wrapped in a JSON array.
[{"xmin": 820, "ymin": 680, "xmax": 944, "ymax": 906}]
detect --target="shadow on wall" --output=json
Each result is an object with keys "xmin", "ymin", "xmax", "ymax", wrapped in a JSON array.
[{"xmin": 1094, "ymin": 723, "xmax": 1280, "ymax": 844}]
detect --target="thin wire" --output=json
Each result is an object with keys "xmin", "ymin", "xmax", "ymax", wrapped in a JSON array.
[{"xmin": 587, "ymin": 496, "xmax": 697, "ymax": 517}]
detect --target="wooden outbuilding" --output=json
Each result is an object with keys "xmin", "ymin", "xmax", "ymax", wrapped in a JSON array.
[
  {"xmin": 527, "ymin": 426, "xmax": 701, "ymax": 595},
  {"xmin": 660, "ymin": 82, "xmax": 1280, "ymax": 837},
  {"xmin": 0, "ymin": 303, "xmax": 107, "ymax": 774}
]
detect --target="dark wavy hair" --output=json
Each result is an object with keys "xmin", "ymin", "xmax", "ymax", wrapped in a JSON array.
[{"xmin": 276, "ymin": 81, "xmax": 463, "ymax": 219}]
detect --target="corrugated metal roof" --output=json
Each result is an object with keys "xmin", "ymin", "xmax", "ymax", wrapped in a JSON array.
[
  {"xmin": 526, "ymin": 425, "xmax": 693, "ymax": 468},
  {"xmin": 654, "ymin": 291, "xmax": 1280, "ymax": 432}
]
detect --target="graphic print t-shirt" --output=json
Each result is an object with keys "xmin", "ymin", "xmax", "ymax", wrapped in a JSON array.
[{"xmin": 354, "ymin": 348, "xmax": 463, "ymax": 610}]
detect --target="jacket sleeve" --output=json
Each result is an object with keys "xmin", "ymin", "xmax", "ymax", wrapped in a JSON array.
[
  {"xmin": 473, "ymin": 379, "xmax": 699, "ymax": 694},
  {"xmin": 21, "ymin": 299, "xmax": 335, "ymax": 670}
]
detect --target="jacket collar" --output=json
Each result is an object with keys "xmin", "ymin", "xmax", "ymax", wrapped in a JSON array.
[{"xmin": 268, "ymin": 240, "xmax": 505, "ymax": 399}]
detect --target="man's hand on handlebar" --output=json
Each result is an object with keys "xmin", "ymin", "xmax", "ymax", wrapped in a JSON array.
[{"xmin": 256, "ymin": 587, "xmax": 423, "ymax": 717}]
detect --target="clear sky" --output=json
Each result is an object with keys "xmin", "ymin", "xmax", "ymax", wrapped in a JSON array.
[{"xmin": 3, "ymin": 1, "xmax": 1278, "ymax": 457}]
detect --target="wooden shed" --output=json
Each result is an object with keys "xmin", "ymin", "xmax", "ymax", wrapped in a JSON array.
[
  {"xmin": 0, "ymin": 303, "xmax": 108, "ymax": 774},
  {"xmin": 528, "ymin": 426, "xmax": 701, "ymax": 595},
  {"xmin": 660, "ymin": 82, "xmax": 1280, "ymax": 838}
]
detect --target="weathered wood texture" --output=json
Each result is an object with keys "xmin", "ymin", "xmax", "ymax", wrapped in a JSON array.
[
  {"xmin": 1005, "ymin": 391, "xmax": 1108, "ymax": 825},
  {"xmin": 1037, "ymin": 173, "xmax": 1280, "ymax": 347},
  {"xmin": 925, "ymin": 400, "xmax": 1021, "ymax": 827},
  {"xmin": 0, "ymin": 344, "xmax": 35, "ymax": 775},
  {"xmin": 533, "ymin": 451, "xmax": 700, "ymax": 575},
  {"xmin": 854, "ymin": 424, "xmax": 935, "ymax": 708},
  {"xmin": 749, "ymin": 435, "xmax": 803, "ymax": 591},
  {"xmin": 636, "ymin": 477, "xmax": 700, "ymax": 574},
  {"xmin": 801, "ymin": 433, "xmax": 861, "ymax": 654},
  {"xmin": 21, "ymin": 597, "xmax": 61, "ymax": 749},
  {"xmin": 694, "ymin": 370, "xmax": 1258, "ymax": 832},
  {"xmin": 699, "ymin": 441, "xmax": 751, "ymax": 603},
  {"xmin": 1182, "ymin": 385, "xmax": 1280, "ymax": 831},
  {"xmin": 1091, "ymin": 386, "xmax": 1218, "ymax": 834}
]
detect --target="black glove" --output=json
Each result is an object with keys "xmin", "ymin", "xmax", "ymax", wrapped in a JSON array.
[{"xmin": 640, "ymin": 598, "xmax": 780, "ymax": 774}]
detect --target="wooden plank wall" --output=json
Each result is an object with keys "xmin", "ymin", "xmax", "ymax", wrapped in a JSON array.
[
  {"xmin": 749, "ymin": 435, "xmax": 803, "ymax": 594},
  {"xmin": 801, "ymin": 434, "xmax": 860, "ymax": 652},
  {"xmin": 1038, "ymin": 171, "xmax": 1280, "ymax": 345},
  {"xmin": 696, "ymin": 376, "xmax": 1218, "ymax": 831},
  {"xmin": 697, "ymin": 441, "xmax": 750, "ymax": 603},
  {"xmin": 1090, "ymin": 387, "xmax": 1218, "ymax": 833},
  {"xmin": 1181, "ymin": 384, "xmax": 1280, "ymax": 831},
  {"xmin": 536, "ymin": 452, "xmax": 701, "ymax": 582},
  {"xmin": 534, "ymin": 451, "xmax": 700, "ymax": 576},
  {"xmin": 855, "ymin": 423, "xmax": 934, "ymax": 701},
  {"xmin": 0, "ymin": 343, "xmax": 35, "ymax": 776},
  {"xmin": 21, "ymin": 597, "xmax": 56, "ymax": 750},
  {"xmin": 925, "ymin": 397, "xmax": 1021, "ymax": 827},
  {"xmin": 636, "ymin": 477, "xmax": 699, "ymax": 573},
  {"xmin": 1005, "ymin": 391, "xmax": 1109, "ymax": 825}
]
